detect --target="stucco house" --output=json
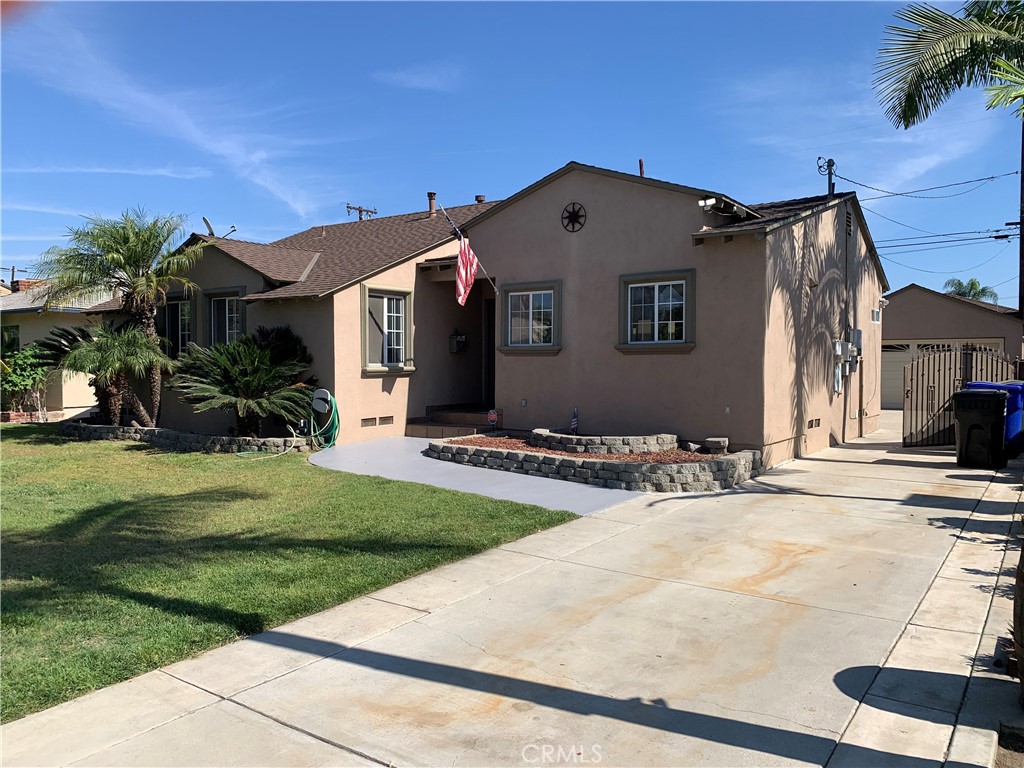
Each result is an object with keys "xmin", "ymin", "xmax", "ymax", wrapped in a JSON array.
[
  {"xmin": 126, "ymin": 197, "xmax": 499, "ymax": 438},
  {"xmin": 455, "ymin": 163, "xmax": 888, "ymax": 467},
  {"xmin": 93, "ymin": 162, "xmax": 886, "ymax": 468},
  {"xmin": 0, "ymin": 280, "xmax": 103, "ymax": 420},
  {"xmin": 880, "ymin": 283, "xmax": 1023, "ymax": 409}
]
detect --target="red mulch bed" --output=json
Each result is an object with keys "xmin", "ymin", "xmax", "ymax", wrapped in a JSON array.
[{"xmin": 448, "ymin": 435, "xmax": 708, "ymax": 463}]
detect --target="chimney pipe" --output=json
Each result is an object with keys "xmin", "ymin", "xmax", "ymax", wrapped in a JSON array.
[
  {"xmin": 639, "ymin": 158, "xmax": 645, "ymax": 178},
  {"xmin": 475, "ymin": 195, "xmax": 486, "ymax": 204},
  {"xmin": 427, "ymin": 192, "xmax": 437, "ymax": 216}
]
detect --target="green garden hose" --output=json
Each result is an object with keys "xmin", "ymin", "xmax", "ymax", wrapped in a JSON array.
[{"xmin": 310, "ymin": 391, "xmax": 340, "ymax": 451}]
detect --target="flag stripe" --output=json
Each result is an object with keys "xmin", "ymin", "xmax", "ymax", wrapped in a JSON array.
[{"xmin": 456, "ymin": 235, "xmax": 479, "ymax": 306}]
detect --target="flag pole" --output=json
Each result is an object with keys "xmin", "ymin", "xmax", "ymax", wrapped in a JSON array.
[{"xmin": 439, "ymin": 204, "xmax": 498, "ymax": 294}]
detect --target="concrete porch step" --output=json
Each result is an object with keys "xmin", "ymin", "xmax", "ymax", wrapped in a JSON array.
[
  {"xmin": 406, "ymin": 423, "xmax": 502, "ymax": 439},
  {"xmin": 427, "ymin": 408, "xmax": 503, "ymax": 428}
]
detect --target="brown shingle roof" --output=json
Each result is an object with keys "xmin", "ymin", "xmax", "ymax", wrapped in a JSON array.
[
  {"xmin": 247, "ymin": 201, "xmax": 499, "ymax": 301},
  {"xmin": 694, "ymin": 194, "xmax": 844, "ymax": 237},
  {"xmin": 195, "ymin": 235, "xmax": 319, "ymax": 283}
]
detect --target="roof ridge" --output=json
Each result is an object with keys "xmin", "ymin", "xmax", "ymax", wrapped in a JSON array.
[
  {"xmin": 277, "ymin": 202, "xmax": 498, "ymax": 241},
  {"xmin": 200, "ymin": 235, "xmax": 318, "ymax": 253}
]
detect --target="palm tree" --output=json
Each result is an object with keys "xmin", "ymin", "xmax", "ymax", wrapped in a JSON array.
[
  {"xmin": 943, "ymin": 276, "xmax": 1002, "ymax": 301},
  {"xmin": 38, "ymin": 324, "xmax": 173, "ymax": 427},
  {"xmin": 33, "ymin": 208, "xmax": 204, "ymax": 423},
  {"xmin": 170, "ymin": 326, "xmax": 313, "ymax": 438},
  {"xmin": 876, "ymin": 4, "xmax": 1024, "ymax": 707},
  {"xmin": 875, "ymin": 2, "xmax": 1024, "ymax": 296}
]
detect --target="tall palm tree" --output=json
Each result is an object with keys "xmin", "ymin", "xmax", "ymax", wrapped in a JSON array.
[
  {"xmin": 943, "ymin": 276, "xmax": 1002, "ymax": 301},
  {"xmin": 33, "ymin": 208, "xmax": 204, "ymax": 423}
]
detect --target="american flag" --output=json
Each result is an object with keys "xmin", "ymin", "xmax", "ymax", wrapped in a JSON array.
[
  {"xmin": 569, "ymin": 407, "xmax": 579, "ymax": 436},
  {"xmin": 456, "ymin": 234, "xmax": 479, "ymax": 306}
]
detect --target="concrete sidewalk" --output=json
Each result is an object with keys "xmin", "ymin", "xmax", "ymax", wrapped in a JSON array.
[
  {"xmin": 309, "ymin": 435, "xmax": 641, "ymax": 516},
  {"xmin": 4, "ymin": 412, "xmax": 1019, "ymax": 767}
]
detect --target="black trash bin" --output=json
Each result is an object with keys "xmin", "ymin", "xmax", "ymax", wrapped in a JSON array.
[{"xmin": 952, "ymin": 389, "xmax": 1008, "ymax": 468}]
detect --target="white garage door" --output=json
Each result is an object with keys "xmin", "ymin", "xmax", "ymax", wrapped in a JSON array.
[{"xmin": 881, "ymin": 345, "xmax": 912, "ymax": 409}]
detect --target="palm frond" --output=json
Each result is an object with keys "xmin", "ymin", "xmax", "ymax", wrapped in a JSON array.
[{"xmin": 875, "ymin": 2, "xmax": 1024, "ymax": 127}]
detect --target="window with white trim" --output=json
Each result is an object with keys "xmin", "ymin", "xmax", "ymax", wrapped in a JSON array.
[
  {"xmin": 366, "ymin": 291, "xmax": 411, "ymax": 369},
  {"xmin": 210, "ymin": 296, "xmax": 242, "ymax": 345},
  {"xmin": 508, "ymin": 290, "xmax": 553, "ymax": 346},
  {"xmin": 628, "ymin": 281, "xmax": 685, "ymax": 343}
]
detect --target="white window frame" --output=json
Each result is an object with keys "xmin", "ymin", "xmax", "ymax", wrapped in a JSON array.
[
  {"xmin": 383, "ymin": 295, "xmax": 406, "ymax": 365},
  {"xmin": 507, "ymin": 290, "xmax": 554, "ymax": 346},
  {"xmin": 627, "ymin": 280, "xmax": 686, "ymax": 344},
  {"xmin": 210, "ymin": 296, "xmax": 241, "ymax": 345}
]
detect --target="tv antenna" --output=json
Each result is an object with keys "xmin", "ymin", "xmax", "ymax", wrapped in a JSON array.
[{"xmin": 346, "ymin": 203, "xmax": 377, "ymax": 221}]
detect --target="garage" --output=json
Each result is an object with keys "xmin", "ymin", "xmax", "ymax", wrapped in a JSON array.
[{"xmin": 880, "ymin": 339, "xmax": 1005, "ymax": 409}]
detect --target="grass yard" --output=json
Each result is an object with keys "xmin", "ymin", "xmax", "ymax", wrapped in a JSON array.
[{"xmin": 1, "ymin": 425, "xmax": 574, "ymax": 722}]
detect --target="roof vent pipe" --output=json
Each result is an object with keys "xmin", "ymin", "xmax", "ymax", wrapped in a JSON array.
[
  {"xmin": 475, "ymin": 195, "xmax": 486, "ymax": 204},
  {"xmin": 427, "ymin": 192, "xmax": 437, "ymax": 216}
]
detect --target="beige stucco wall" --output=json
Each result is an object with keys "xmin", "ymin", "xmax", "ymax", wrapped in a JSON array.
[
  {"xmin": 158, "ymin": 247, "xmax": 334, "ymax": 435},
  {"xmin": 465, "ymin": 169, "xmax": 768, "ymax": 449},
  {"xmin": 762, "ymin": 201, "xmax": 885, "ymax": 466},
  {"xmin": 329, "ymin": 238, "xmax": 490, "ymax": 444},
  {"xmin": 883, "ymin": 286, "xmax": 1022, "ymax": 356},
  {"xmin": 1, "ymin": 310, "xmax": 98, "ymax": 417}
]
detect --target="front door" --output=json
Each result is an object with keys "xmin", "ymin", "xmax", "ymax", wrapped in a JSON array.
[{"xmin": 483, "ymin": 297, "xmax": 495, "ymax": 407}]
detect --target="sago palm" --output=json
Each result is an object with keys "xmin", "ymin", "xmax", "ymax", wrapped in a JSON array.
[
  {"xmin": 33, "ymin": 208, "xmax": 204, "ymax": 423},
  {"xmin": 943, "ymin": 276, "xmax": 1002, "ymax": 301},
  {"xmin": 170, "ymin": 326, "xmax": 313, "ymax": 438}
]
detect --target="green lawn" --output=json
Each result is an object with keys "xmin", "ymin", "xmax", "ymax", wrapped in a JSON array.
[{"xmin": 1, "ymin": 425, "xmax": 573, "ymax": 722}]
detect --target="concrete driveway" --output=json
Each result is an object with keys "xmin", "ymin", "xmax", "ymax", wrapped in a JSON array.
[{"xmin": 4, "ymin": 412, "xmax": 1018, "ymax": 767}]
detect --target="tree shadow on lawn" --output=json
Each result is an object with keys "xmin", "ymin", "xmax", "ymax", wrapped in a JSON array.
[
  {"xmin": 0, "ymin": 423, "xmax": 72, "ymax": 447},
  {"xmin": 2, "ymin": 487, "xmax": 477, "ymax": 636}
]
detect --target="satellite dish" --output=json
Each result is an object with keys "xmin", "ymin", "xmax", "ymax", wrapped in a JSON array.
[{"xmin": 202, "ymin": 216, "xmax": 215, "ymax": 237}]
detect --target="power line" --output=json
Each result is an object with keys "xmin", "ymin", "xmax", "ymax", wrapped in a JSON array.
[
  {"xmin": 860, "ymin": 205, "xmax": 940, "ymax": 236},
  {"xmin": 881, "ymin": 239, "xmax": 1017, "ymax": 257},
  {"xmin": 835, "ymin": 170, "xmax": 1018, "ymax": 200},
  {"xmin": 878, "ymin": 235, "xmax": 1017, "ymax": 250},
  {"xmin": 880, "ymin": 243, "xmax": 1011, "ymax": 273},
  {"xmin": 991, "ymin": 274, "xmax": 1019, "ymax": 287},
  {"xmin": 875, "ymin": 228, "xmax": 1015, "ymax": 243}
]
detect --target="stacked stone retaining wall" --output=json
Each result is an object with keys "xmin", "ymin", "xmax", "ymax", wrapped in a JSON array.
[
  {"xmin": 57, "ymin": 421, "xmax": 312, "ymax": 454},
  {"xmin": 529, "ymin": 429, "xmax": 679, "ymax": 455},
  {"xmin": 425, "ymin": 438, "xmax": 761, "ymax": 493}
]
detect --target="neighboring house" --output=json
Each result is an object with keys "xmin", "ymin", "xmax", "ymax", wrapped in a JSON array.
[
  {"xmin": 459, "ymin": 162, "xmax": 888, "ymax": 467},
  {"xmin": 0, "ymin": 279, "xmax": 104, "ymax": 420},
  {"xmin": 880, "ymin": 283, "xmax": 1024, "ymax": 409}
]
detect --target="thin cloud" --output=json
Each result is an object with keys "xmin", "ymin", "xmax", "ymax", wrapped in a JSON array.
[
  {"xmin": 373, "ymin": 64, "xmax": 462, "ymax": 93},
  {"xmin": 2, "ymin": 203, "xmax": 87, "ymax": 217},
  {"xmin": 5, "ymin": 166, "xmax": 211, "ymax": 179},
  {"xmin": 5, "ymin": 16, "xmax": 320, "ymax": 217}
]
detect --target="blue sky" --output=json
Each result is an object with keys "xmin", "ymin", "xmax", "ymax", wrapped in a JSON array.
[{"xmin": 2, "ymin": 1, "xmax": 1021, "ymax": 304}]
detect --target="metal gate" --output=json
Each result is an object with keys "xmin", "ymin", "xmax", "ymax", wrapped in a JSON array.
[{"xmin": 903, "ymin": 344, "xmax": 1018, "ymax": 447}]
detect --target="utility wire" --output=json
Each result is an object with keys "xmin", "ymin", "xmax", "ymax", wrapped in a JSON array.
[
  {"xmin": 882, "ymin": 239, "xmax": 1017, "ymax": 257},
  {"xmin": 880, "ymin": 243, "xmax": 1011, "ymax": 273},
  {"xmin": 878, "ymin": 235, "xmax": 1017, "ymax": 249},
  {"xmin": 834, "ymin": 170, "xmax": 1018, "ymax": 200},
  {"xmin": 875, "ymin": 228, "xmax": 1016, "ymax": 243},
  {"xmin": 990, "ymin": 274, "xmax": 1019, "ymax": 287},
  {"xmin": 860, "ymin": 205, "xmax": 940, "ymax": 236}
]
